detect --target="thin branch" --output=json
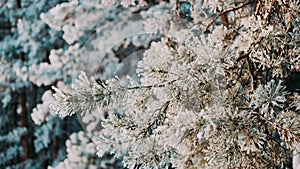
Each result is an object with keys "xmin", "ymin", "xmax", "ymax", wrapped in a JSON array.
[
  {"xmin": 232, "ymin": 61, "xmax": 246, "ymax": 101},
  {"xmin": 175, "ymin": 0, "xmax": 179, "ymax": 10},
  {"xmin": 246, "ymin": 55, "xmax": 255, "ymax": 94},
  {"xmin": 124, "ymin": 79, "xmax": 178, "ymax": 90},
  {"xmin": 205, "ymin": 1, "xmax": 254, "ymax": 32}
]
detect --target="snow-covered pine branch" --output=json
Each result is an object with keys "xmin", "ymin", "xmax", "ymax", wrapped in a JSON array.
[{"xmin": 50, "ymin": 0, "xmax": 300, "ymax": 168}]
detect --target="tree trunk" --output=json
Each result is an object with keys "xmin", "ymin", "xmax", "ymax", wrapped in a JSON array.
[
  {"xmin": 16, "ymin": 0, "xmax": 21, "ymax": 9},
  {"xmin": 52, "ymin": 136, "xmax": 58, "ymax": 160},
  {"xmin": 20, "ymin": 88, "xmax": 29, "ymax": 160}
]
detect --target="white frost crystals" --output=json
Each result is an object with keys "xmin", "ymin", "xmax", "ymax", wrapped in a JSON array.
[
  {"xmin": 51, "ymin": 72, "xmax": 111, "ymax": 117},
  {"xmin": 49, "ymin": 0, "xmax": 300, "ymax": 168},
  {"xmin": 250, "ymin": 80, "xmax": 287, "ymax": 110},
  {"xmin": 50, "ymin": 21, "xmax": 300, "ymax": 169}
]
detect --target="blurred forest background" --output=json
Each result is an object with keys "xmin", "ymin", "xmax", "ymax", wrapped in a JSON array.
[{"xmin": 0, "ymin": 0, "xmax": 166, "ymax": 168}]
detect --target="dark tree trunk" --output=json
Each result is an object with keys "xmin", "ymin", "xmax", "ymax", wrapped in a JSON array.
[
  {"xmin": 52, "ymin": 136, "xmax": 58, "ymax": 160},
  {"xmin": 20, "ymin": 88, "xmax": 29, "ymax": 160},
  {"xmin": 16, "ymin": 0, "xmax": 21, "ymax": 9}
]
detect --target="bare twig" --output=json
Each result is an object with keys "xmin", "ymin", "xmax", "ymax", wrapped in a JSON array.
[
  {"xmin": 205, "ymin": 1, "xmax": 254, "ymax": 32},
  {"xmin": 125, "ymin": 79, "xmax": 177, "ymax": 90},
  {"xmin": 246, "ymin": 56, "xmax": 255, "ymax": 94}
]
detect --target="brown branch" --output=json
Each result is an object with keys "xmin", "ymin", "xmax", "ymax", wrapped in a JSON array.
[
  {"xmin": 232, "ymin": 61, "xmax": 246, "ymax": 101},
  {"xmin": 205, "ymin": 1, "xmax": 254, "ymax": 32},
  {"xmin": 245, "ymin": 56, "xmax": 255, "ymax": 94},
  {"xmin": 221, "ymin": 13, "xmax": 229, "ymax": 28}
]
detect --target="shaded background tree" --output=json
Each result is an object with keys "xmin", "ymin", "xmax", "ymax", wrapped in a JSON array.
[{"xmin": 0, "ymin": 0, "xmax": 172, "ymax": 168}]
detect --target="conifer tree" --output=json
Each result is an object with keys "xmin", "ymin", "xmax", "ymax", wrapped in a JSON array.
[
  {"xmin": 0, "ymin": 0, "xmax": 76, "ymax": 168},
  {"xmin": 51, "ymin": 0, "xmax": 300, "ymax": 168}
]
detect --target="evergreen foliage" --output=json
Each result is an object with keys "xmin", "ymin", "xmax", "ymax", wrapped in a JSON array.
[
  {"xmin": 2, "ymin": 0, "xmax": 300, "ymax": 168},
  {"xmin": 51, "ymin": 0, "xmax": 300, "ymax": 168}
]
